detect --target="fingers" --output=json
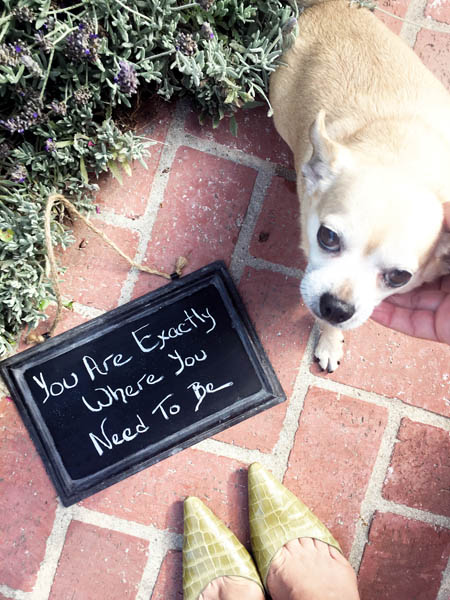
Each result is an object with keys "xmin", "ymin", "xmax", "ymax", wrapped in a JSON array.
[
  {"xmin": 371, "ymin": 303, "xmax": 438, "ymax": 341},
  {"xmin": 443, "ymin": 202, "xmax": 450, "ymax": 230},
  {"xmin": 382, "ymin": 289, "xmax": 446, "ymax": 311}
]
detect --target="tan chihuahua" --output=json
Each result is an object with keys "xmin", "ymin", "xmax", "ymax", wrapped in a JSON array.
[{"xmin": 270, "ymin": 0, "xmax": 450, "ymax": 371}]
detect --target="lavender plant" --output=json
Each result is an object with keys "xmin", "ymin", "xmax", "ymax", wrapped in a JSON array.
[{"xmin": 0, "ymin": 0, "xmax": 298, "ymax": 355}]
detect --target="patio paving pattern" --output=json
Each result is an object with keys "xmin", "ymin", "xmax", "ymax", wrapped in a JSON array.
[{"xmin": 1, "ymin": 1, "xmax": 450, "ymax": 598}]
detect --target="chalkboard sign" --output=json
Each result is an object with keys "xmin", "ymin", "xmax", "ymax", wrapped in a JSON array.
[{"xmin": 1, "ymin": 262, "xmax": 285, "ymax": 506}]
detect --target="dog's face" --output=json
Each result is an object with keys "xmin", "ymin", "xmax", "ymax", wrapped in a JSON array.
[{"xmin": 299, "ymin": 112, "xmax": 450, "ymax": 330}]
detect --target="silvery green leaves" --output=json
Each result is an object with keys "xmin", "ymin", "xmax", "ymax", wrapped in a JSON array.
[{"xmin": 0, "ymin": 0, "xmax": 298, "ymax": 355}]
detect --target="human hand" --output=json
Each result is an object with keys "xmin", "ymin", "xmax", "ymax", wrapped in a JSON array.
[{"xmin": 371, "ymin": 204, "xmax": 450, "ymax": 345}]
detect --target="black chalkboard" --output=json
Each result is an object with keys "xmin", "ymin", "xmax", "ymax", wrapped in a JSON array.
[{"xmin": 1, "ymin": 262, "xmax": 285, "ymax": 505}]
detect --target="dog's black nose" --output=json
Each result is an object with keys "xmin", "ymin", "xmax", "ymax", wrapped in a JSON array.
[{"xmin": 319, "ymin": 293, "xmax": 355, "ymax": 324}]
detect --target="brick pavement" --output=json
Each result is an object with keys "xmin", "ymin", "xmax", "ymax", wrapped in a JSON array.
[{"xmin": 1, "ymin": 1, "xmax": 450, "ymax": 598}]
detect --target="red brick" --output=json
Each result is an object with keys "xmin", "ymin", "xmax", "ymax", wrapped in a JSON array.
[
  {"xmin": 214, "ymin": 267, "xmax": 313, "ymax": 450},
  {"xmin": 49, "ymin": 521, "xmax": 148, "ymax": 600},
  {"xmin": 374, "ymin": 0, "xmax": 410, "ymax": 34},
  {"xmin": 358, "ymin": 511, "xmax": 450, "ymax": 600},
  {"xmin": 184, "ymin": 104, "xmax": 293, "ymax": 167},
  {"xmin": 425, "ymin": 0, "xmax": 450, "ymax": 24},
  {"xmin": 284, "ymin": 386, "xmax": 387, "ymax": 555},
  {"xmin": 132, "ymin": 146, "xmax": 257, "ymax": 297},
  {"xmin": 81, "ymin": 449, "xmax": 251, "ymax": 544},
  {"xmin": 382, "ymin": 418, "xmax": 450, "ymax": 516},
  {"xmin": 152, "ymin": 550, "xmax": 183, "ymax": 600},
  {"xmin": 95, "ymin": 97, "xmax": 174, "ymax": 219},
  {"xmin": 94, "ymin": 160, "xmax": 159, "ymax": 221},
  {"xmin": 57, "ymin": 217, "xmax": 139, "ymax": 311},
  {"xmin": 0, "ymin": 398, "xmax": 57, "ymax": 591},
  {"xmin": 415, "ymin": 28, "xmax": 450, "ymax": 90},
  {"xmin": 249, "ymin": 176, "xmax": 306, "ymax": 270},
  {"xmin": 313, "ymin": 319, "xmax": 450, "ymax": 418}
]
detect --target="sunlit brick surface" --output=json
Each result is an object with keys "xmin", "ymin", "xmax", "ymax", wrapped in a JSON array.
[{"xmin": 2, "ymin": 3, "xmax": 449, "ymax": 598}]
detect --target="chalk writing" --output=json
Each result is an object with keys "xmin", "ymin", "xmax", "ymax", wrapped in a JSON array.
[
  {"xmin": 152, "ymin": 393, "xmax": 180, "ymax": 420},
  {"xmin": 83, "ymin": 352, "xmax": 133, "ymax": 381},
  {"xmin": 32, "ymin": 371, "xmax": 79, "ymax": 404},
  {"xmin": 188, "ymin": 380, "xmax": 234, "ymax": 412},
  {"xmin": 28, "ymin": 302, "xmax": 242, "ymax": 462},
  {"xmin": 89, "ymin": 414, "xmax": 149, "ymax": 456},
  {"xmin": 4, "ymin": 263, "xmax": 280, "ymax": 507},
  {"xmin": 168, "ymin": 349, "xmax": 208, "ymax": 375},
  {"xmin": 81, "ymin": 371, "xmax": 164, "ymax": 413},
  {"xmin": 131, "ymin": 307, "xmax": 216, "ymax": 353}
]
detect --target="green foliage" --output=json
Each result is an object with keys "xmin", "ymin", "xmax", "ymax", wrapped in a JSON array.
[{"xmin": 0, "ymin": 0, "xmax": 298, "ymax": 355}]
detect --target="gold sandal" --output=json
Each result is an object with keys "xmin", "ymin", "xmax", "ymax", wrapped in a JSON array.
[
  {"xmin": 183, "ymin": 496, "xmax": 264, "ymax": 600},
  {"xmin": 248, "ymin": 462, "xmax": 342, "ymax": 589}
]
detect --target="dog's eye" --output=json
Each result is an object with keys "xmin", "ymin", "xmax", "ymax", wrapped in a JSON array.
[
  {"xmin": 384, "ymin": 269, "xmax": 412, "ymax": 288},
  {"xmin": 317, "ymin": 225, "xmax": 340, "ymax": 252}
]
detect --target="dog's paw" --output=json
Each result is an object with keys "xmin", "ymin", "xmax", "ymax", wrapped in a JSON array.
[{"xmin": 314, "ymin": 329, "xmax": 344, "ymax": 372}]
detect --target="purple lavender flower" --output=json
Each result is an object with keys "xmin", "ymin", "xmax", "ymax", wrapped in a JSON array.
[
  {"xmin": 0, "ymin": 142, "xmax": 10, "ymax": 160},
  {"xmin": 175, "ymin": 32, "xmax": 197, "ymax": 56},
  {"xmin": 10, "ymin": 164, "xmax": 27, "ymax": 183},
  {"xmin": 34, "ymin": 31, "xmax": 53, "ymax": 54},
  {"xmin": 201, "ymin": 23, "xmax": 214, "ymax": 40},
  {"xmin": 64, "ymin": 22, "xmax": 100, "ymax": 62},
  {"xmin": 11, "ymin": 6, "xmax": 36, "ymax": 23},
  {"xmin": 115, "ymin": 61, "xmax": 138, "ymax": 95},
  {"xmin": 45, "ymin": 138, "xmax": 56, "ymax": 152},
  {"xmin": 0, "ymin": 90, "xmax": 43, "ymax": 134},
  {"xmin": 49, "ymin": 100, "xmax": 67, "ymax": 116},
  {"xmin": 198, "ymin": 0, "xmax": 215, "ymax": 9},
  {"xmin": 73, "ymin": 86, "xmax": 92, "ymax": 105}
]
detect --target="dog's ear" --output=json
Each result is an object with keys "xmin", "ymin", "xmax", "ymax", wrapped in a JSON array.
[
  {"xmin": 301, "ymin": 110, "xmax": 351, "ymax": 195},
  {"xmin": 421, "ymin": 228, "xmax": 450, "ymax": 282},
  {"xmin": 436, "ymin": 229, "xmax": 450, "ymax": 274}
]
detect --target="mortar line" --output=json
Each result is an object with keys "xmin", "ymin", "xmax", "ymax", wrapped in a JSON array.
[
  {"xmin": 270, "ymin": 328, "xmax": 321, "ymax": 481},
  {"xmin": 136, "ymin": 535, "xmax": 178, "ymax": 600},
  {"xmin": 348, "ymin": 408, "xmax": 402, "ymax": 570},
  {"xmin": 29, "ymin": 502, "xmax": 73, "ymax": 600},
  {"xmin": 116, "ymin": 100, "xmax": 189, "ymax": 306},
  {"xmin": 0, "ymin": 585, "xmax": 29, "ymax": 600},
  {"xmin": 71, "ymin": 506, "xmax": 183, "ymax": 600},
  {"xmin": 230, "ymin": 164, "xmax": 276, "ymax": 283},
  {"xmin": 400, "ymin": 0, "xmax": 429, "ymax": 44},
  {"xmin": 377, "ymin": 497, "xmax": 450, "ymax": 529},
  {"xmin": 194, "ymin": 437, "xmax": 275, "ymax": 465},
  {"xmin": 306, "ymin": 371, "xmax": 450, "ymax": 432},
  {"xmin": 244, "ymin": 255, "xmax": 304, "ymax": 280},
  {"xmin": 437, "ymin": 556, "xmax": 450, "ymax": 600}
]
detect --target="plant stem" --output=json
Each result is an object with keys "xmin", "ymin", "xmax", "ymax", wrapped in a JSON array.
[
  {"xmin": 47, "ymin": 2, "xmax": 87, "ymax": 15},
  {"xmin": 170, "ymin": 3, "xmax": 198, "ymax": 11},
  {"xmin": 114, "ymin": 0, "xmax": 154, "ymax": 24},
  {"xmin": 52, "ymin": 25, "xmax": 78, "ymax": 46},
  {"xmin": 0, "ymin": 13, "xmax": 11, "ymax": 26},
  {"xmin": 0, "ymin": 15, "xmax": 10, "ymax": 43},
  {"xmin": 149, "ymin": 48, "xmax": 176, "ymax": 60},
  {"xmin": 40, "ymin": 47, "xmax": 55, "ymax": 101}
]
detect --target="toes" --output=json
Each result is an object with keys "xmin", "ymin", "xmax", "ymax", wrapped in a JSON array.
[
  {"xmin": 313, "ymin": 538, "xmax": 332, "ymax": 555},
  {"xmin": 298, "ymin": 537, "xmax": 316, "ymax": 552},
  {"xmin": 314, "ymin": 332, "xmax": 344, "ymax": 372}
]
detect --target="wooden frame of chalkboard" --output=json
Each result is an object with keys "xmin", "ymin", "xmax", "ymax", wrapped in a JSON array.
[{"xmin": 1, "ymin": 261, "xmax": 285, "ymax": 506}]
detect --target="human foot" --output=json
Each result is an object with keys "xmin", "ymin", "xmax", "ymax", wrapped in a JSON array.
[
  {"xmin": 200, "ymin": 575, "xmax": 266, "ymax": 600},
  {"xmin": 267, "ymin": 538, "xmax": 360, "ymax": 600}
]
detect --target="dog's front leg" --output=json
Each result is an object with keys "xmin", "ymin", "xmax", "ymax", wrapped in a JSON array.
[{"xmin": 315, "ymin": 322, "xmax": 344, "ymax": 373}]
